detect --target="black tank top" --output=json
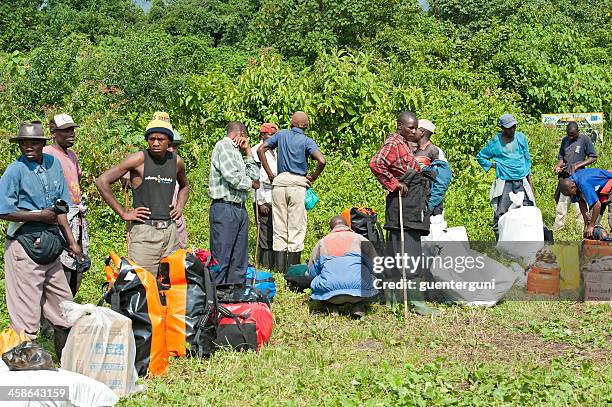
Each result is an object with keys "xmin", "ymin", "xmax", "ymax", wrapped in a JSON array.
[{"xmin": 132, "ymin": 150, "xmax": 177, "ymax": 220}]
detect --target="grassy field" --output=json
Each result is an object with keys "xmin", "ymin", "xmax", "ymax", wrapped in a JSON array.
[{"xmin": 1, "ymin": 204, "xmax": 610, "ymax": 406}]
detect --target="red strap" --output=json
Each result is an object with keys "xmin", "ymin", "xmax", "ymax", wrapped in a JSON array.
[{"xmin": 599, "ymin": 178, "xmax": 612, "ymax": 203}]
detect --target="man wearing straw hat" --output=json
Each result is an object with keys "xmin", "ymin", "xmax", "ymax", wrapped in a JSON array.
[
  {"xmin": 369, "ymin": 111, "xmax": 438, "ymax": 316},
  {"xmin": 96, "ymin": 117, "xmax": 189, "ymax": 276},
  {"xmin": 0, "ymin": 121, "xmax": 83, "ymax": 356}
]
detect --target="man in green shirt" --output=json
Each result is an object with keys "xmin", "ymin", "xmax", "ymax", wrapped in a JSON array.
[{"xmin": 209, "ymin": 121, "xmax": 260, "ymax": 286}]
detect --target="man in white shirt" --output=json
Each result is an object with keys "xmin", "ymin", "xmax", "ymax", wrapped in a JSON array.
[{"xmin": 252, "ymin": 123, "xmax": 278, "ymax": 269}]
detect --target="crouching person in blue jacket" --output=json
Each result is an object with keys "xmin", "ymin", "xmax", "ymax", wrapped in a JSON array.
[{"xmin": 308, "ymin": 216, "xmax": 379, "ymax": 318}]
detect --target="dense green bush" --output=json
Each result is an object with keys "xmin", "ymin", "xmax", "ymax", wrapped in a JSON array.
[{"xmin": 0, "ymin": 0, "xmax": 610, "ymax": 246}]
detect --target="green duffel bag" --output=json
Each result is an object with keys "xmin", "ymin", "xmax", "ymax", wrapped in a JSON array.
[{"xmin": 284, "ymin": 264, "xmax": 312, "ymax": 292}]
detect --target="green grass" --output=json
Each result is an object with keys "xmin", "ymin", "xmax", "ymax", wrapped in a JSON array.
[{"xmin": 1, "ymin": 237, "xmax": 610, "ymax": 405}]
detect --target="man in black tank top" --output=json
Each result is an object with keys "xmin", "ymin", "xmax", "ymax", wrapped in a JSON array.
[{"xmin": 96, "ymin": 119, "xmax": 189, "ymax": 276}]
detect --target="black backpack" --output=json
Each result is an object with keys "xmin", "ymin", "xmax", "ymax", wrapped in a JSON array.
[{"xmin": 341, "ymin": 207, "xmax": 385, "ymax": 244}]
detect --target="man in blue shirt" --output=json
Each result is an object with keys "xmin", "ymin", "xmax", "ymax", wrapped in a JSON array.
[
  {"xmin": 0, "ymin": 121, "xmax": 82, "ymax": 358},
  {"xmin": 559, "ymin": 168, "xmax": 612, "ymax": 239},
  {"xmin": 477, "ymin": 114, "xmax": 535, "ymax": 239},
  {"xmin": 258, "ymin": 112, "xmax": 326, "ymax": 273}
]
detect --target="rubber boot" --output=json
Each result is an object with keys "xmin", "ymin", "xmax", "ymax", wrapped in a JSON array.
[
  {"xmin": 409, "ymin": 278, "xmax": 440, "ymax": 316},
  {"xmin": 54, "ymin": 327, "xmax": 70, "ymax": 360},
  {"xmin": 259, "ymin": 248, "xmax": 275, "ymax": 270},
  {"xmin": 274, "ymin": 251, "xmax": 288, "ymax": 274},
  {"xmin": 287, "ymin": 251, "xmax": 301, "ymax": 269}
]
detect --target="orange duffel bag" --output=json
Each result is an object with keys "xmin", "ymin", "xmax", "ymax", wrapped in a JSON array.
[
  {"xmin": 158, "ymin": 249, "xmax": 218, "ymax": 358},
  {"xmin": 102, "ymin": 252, "xmax": 168, "ymax": 377}
]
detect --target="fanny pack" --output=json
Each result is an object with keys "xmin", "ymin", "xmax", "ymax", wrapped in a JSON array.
[{"xmin": 13, "ymin": 222, "xmax": 68, "ymax": 265}]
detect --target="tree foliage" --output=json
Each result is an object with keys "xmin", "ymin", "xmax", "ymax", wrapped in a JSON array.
[{"xmin": 0, "ymin": 0, "xmax": 611, "ymax": 240}]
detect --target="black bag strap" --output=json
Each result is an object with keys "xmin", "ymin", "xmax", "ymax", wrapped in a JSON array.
[
  {"xmin": 110, "ymin": 291, "xmax": 121, "ymax": 313},
  {"xmin": 193, "ymin": 251, "xmax": 220, "ymax": 357},
  {"xmin": 375, "ymin": 220, "xmax": 385, "ymax": 244},
  {"xmin": 96, "ymin": 282, "xmax": 109, "ymax": 307},
  {"xmin": 365, "ymin": 218, "xmax": 375, "ymax": 242}
]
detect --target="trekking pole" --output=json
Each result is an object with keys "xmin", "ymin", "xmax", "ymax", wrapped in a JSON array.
[
  {"xmin": 254, "ymin": 198, "xmax": 261, "ymax": 272},
  {"xmin": 398, "ymin": 192, "xmax": 410, "ymax": 321}
]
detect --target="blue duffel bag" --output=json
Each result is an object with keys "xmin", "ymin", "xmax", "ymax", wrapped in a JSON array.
[{"xmin": 246, "ymin": 266, "xmax": 276, "ymax": 302}]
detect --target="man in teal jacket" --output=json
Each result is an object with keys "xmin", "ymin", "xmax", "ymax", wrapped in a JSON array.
[{"xmin": 476, "ymin": 114, "xmax": 535, "ymax": 239}]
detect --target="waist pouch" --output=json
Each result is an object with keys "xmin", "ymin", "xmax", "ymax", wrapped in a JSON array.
[{"xmin": 14, "ymin": 223, "xmax": 67, "ymax": 265}]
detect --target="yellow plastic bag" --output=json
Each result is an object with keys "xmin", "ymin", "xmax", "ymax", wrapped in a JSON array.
[
  {"xmin": 551, "ymin": 244, "xmax": 581, "ymax": 291},
  {"xmin": 0, "ymin": 328, "xmax": 30, "ymax": 354}
]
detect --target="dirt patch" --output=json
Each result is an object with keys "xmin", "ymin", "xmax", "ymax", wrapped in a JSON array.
[
  {"xmin": 425, "ymin": 327, "xmax": 610, "ymax": 367},
  {"xmin": 353, "ymin": 339, "xmax": 383, "ymax": 352}
]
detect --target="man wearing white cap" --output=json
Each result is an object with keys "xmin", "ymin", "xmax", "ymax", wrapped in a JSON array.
[
  {"xmin": 413, "ymin": 119, "xmax": 447, "ymax": 166},
  {"xmin": 414, "ymin": 119, "xmax": 451, "ymax": 218},
  {"xmin": 43, "ymin": 114, "xmax": 89, "ymax": 296},
  {"xmin": 476, "ymin": 113, "xmax": 535, "ymax": 239}
]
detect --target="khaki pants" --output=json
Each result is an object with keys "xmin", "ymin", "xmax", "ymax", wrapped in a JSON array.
[
  {"xmin": 128, "ymin": 222, "xmax": 179, "ymax": 277},
  {"xmin": 4, "ymin": 239, "xmax": 73, "ymax": 338},
  {"xmin": 272, "ymin": 175, "xmax": 307, "ymax": 252},
  {"xmin": 553, "ymin": 194, "xmax": 583, "ymax": 231}
]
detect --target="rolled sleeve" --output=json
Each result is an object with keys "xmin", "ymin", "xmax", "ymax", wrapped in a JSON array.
[
  {"xmin": 305, "ymin": 137, "xmax": 319, "ymax": 156},
  {"xmin": 0, "ymin": 167, "xmax": 19, "ymax": 214},
  {"xmin": 584, "ymin": 138, "xmax": 597, "ymax": 157},
  {"xmin": 266, "ymin": 134, "xmax": 279, "ymax": 150}
]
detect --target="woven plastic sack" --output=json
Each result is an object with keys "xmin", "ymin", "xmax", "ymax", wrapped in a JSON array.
[{"xmin": 60, "ymin": 301, "xmax": 138, "ymax": 397}]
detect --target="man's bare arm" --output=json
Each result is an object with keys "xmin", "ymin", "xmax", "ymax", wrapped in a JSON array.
[
  {"xmin": 95, "ymin": 152, "xmax": 150, "ymax": 222},
  {"xmin": 578, "ymin": 199, "xmax": 590, "ymax": 224},
  {"xmin": 57, "ymin": 213, "xmax": 82, "ymax": 258},
  {"xmin": 258, "ymin": 142, "xmax": 275, "ymax": 182},
  {"xmin": 306, "ymin": 150, "xmax": 326, "ymax": 184},
  {"xmin": 0, "ymin": 209, "xmax": 57, "ymax": 224},
  {"xmin": 571, "ymin": 156, "xmax": 596, "ymax": 172}
]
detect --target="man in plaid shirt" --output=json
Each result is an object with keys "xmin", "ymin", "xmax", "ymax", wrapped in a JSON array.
[
  {"xmin": 370, "ymin": 111, "xmax": 439, "ymax": 316},
  {"xmin": 209, "ymin": 121, "xmax": 260, "ymax": 286}
]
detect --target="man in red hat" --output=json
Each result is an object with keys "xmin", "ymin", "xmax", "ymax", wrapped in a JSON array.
[{"xmin": 252, "ymin": 123, "xmax": 278, "ymax": 269}]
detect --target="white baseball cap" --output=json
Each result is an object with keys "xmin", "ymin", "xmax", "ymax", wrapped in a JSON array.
[
  {"xmin": 53, "ymin": 113, "xmax": 78, "ymax": 130},
  {"xmin": 418, "ymin": 119, "xmax": 436, "ymax": 134}
]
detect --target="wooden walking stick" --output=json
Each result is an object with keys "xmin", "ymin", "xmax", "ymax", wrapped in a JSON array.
[
  {"xmin": 398, "ymin": 192, "xmax": 410, "ymax": 320},
  {"xmin": 124, "ymin": 182, "xmax": 130, "ymax": 252}
]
